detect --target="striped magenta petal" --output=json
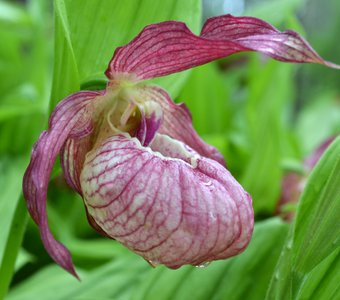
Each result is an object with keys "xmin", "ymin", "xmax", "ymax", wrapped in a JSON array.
[
  {"xmin": 80, "ymin": 133, "xmax": 253, "ymax": 268},
  {"xmin": 106, "ymin": 14, "xmax": 339, "ymax": 81}
]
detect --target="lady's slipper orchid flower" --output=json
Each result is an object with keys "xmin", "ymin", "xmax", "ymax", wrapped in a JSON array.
[{"xmin": 23, "ymin": 14, "xmax": 340, "ymax": 278}]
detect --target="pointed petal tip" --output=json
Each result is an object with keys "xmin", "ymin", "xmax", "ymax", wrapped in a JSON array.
[
  {"xmin": 60, "ymin": 257, "xmax": 80, "ymax": 280},
  {"xmin": 70, "ymin": 268, "xmax": 81, "ymax": 281},
  {"xmin": 323, "ymin": 60, "xmax": 340, "ymax": 70},
  {"xmin": 55, "ymin": 246, "xmax": 79, "ymax": 279},
  {"xmin": 39, "ymin": 223, "xmax": 80, "ymax": 280}
]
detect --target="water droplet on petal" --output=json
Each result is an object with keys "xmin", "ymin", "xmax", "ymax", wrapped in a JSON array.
[
  {"xmin": 146, "ymin": 259, "xmax": 159, "ymax": 268},
  {"xmin": 195, "ymin": 261, "xmax": 211, "ymax": 268},
  {"xmin": 209, "ymin": 212, "xmax": 217, "ymax": 220}
]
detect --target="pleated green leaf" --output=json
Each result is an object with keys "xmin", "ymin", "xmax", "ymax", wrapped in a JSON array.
[
  {"xmin": 7, "ymin": 219, "xmax": 287, "ymax": 300},
  {"xmin": 266, "ymin": 137, "xmax": 340, "ymax": 300},
  {"xmin": 241, "ymin": 58, "xmax": 295, "ymax": 214},
  {"xmin": 50, "ymin": 0, "xmax": 80, "ymax": 110},
  {"xmin": 0, "ymin": 159, "xmax": 28, "ymax": 299},
  {"xmin": 178, "ymin": 63, "xmax": 231, "ymax": 135},
  {"xmin": 7, "ymin": 250, "xmax": 148, "ymax": 300},
  {"xmin": 50, "ymin": 0, "xmax": 201, "ymax": 111}
]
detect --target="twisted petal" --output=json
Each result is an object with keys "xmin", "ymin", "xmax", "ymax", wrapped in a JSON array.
[
  {"xmin": 106, "ymin": 14, "xmax": 339, "ymax": 81},
  {"xmin": 80, "ymin": 133, "xmax": 253, "ymax": 268},
  {"xmin": 132, "ymin": 85, "xmax": 225, "ymax": 165},
  {"xmin": 23, "ymin": 91, "xmax": 101, "ymax": 278}
]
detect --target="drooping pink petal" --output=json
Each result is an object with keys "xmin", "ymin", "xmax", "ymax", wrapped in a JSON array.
[
  {"xmin": 132, "ymin": 85, "xmax": 225, "ymax": 165},
  {"xmin": 80, "ymin": 133, "xmax": 253, "ymax": 268},
  {"xmin": 23, "ymin": 91, "xmax": 101, "ymax": 278},
  {"xmin": 105, "ymin": 14, "xmax": 339, "ymax": 81}
]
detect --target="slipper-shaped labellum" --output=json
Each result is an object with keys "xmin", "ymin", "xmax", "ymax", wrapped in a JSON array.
[{"xmin": 23, "ymin": 14, "xmax": 340, "ymax": 278}]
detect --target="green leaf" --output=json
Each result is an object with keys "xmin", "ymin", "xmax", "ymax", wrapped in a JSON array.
[
  {"xmin": 0, "ymin": 158, "xmax": 28, "ymax": 299},
  {"xmin": 0, "ymin": 0, "xmax": 51, "ymax": 155},
  {"xmin": 177, "ymin": 63, "xmax": 231, "ymax": 135},
  {"xmin": 53, "ymin": 0, "xmax": 201, "ymax": 102},
  {"xmin": 0, "ymin": 0, "xmax": 51, "ymax": 114},
  {"xmin": 6, "ymin": 265, "xmax": 87, "ymax": 300},
  {"xmin": 0, "ymin": 1, "xmax": 53, "ymax": 293},
  {"xmin": 0, "ymin": 90, "xmax": 43, "ymax": 122},
  {"xmin": 266, "ymin": 137, "xmax": 340, "ymax": 300},
  {"xmin": 131, "ymin": 218, "xmax": 288, "ymax": 300},
  {"xmin": 296, "ymin": 91, "xmax": 340, "ymax": 155},
  {"xmin": 240, "ymin": 58, "xmax": 296, "ymax": 214},
  {"xmin": 245, "ymin": 0, "xmax": 307, "ymax": 25},
  {"xmin": 7, "ymin": 251, "xmax": 148, "ymax": 300},
  {"xmin": 7, "ymin": 219, "xmax": 287, "ymax": 300},
  {"xmin": 0, "ymin": 158, "xmax": 27, "ymax": 264},
  {"xmin": 0, "ymin": 1, "xmax": 31, "ymax": 25},
  {"xmin": 296, "ymin": 249, "xmax": 340, "ymax": 300},
  {"xmin": 292, "ymin": 137, "xmax": 340, "ymax": 274},
  {"xmin": 8, "ymin": 219, "xmax": 287, "ymax": 300},
  {"xmin": 50, "ymin": 0, "xmax": 80, "ymax": 111},
  {"xmin": 14, "ymin": 249, "xmax": 34, "ymax": 272}
]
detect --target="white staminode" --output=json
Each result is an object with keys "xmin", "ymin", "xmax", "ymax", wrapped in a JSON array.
[{"xmin": 149, "ymin": 133, "xmax": 199, "ymax": 168}]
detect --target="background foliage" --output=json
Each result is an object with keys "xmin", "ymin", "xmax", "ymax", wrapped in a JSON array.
[{"xmin": 0, "ymin": 0, "xmax": 339, "ymax": 299}]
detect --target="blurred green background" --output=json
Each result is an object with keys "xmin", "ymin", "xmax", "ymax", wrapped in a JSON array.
[{"xmin": 0, "ymin": 0, "xmax": 339, "ymax": 299}]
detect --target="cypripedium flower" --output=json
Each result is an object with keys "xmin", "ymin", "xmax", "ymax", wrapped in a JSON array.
[{"xmin": 23, "ymin": 14, "xmax": 340, "ymax": 278}]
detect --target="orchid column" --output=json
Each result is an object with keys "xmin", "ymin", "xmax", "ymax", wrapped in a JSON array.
[{"xmin": 23, "ymin": 14, "xmax": 339, "ymax": 278}]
